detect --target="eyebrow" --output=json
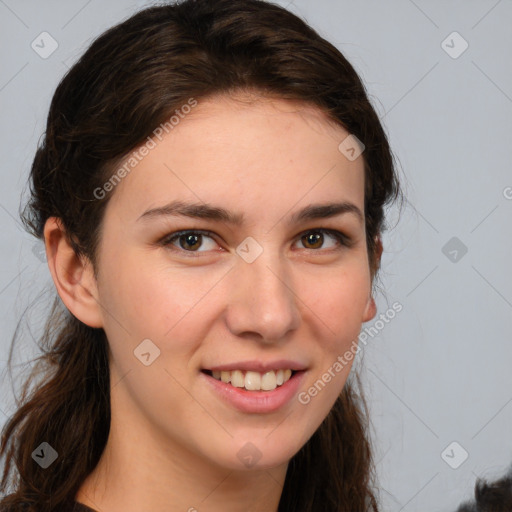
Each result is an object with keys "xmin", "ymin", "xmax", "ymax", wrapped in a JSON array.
[{"xmin": 137, "ymin": 200, "xmax": 364, "ymax": 225}]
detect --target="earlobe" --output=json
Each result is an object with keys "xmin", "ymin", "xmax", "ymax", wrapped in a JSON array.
[
  {"xmin": 362, "ymin": 295, "xmax": 377, "ymax": 323},
  {"xmin": 43, "ymin": 217, "xmax": 104, "ymax": 328}
]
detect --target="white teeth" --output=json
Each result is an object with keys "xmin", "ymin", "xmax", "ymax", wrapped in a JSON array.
[
  {"xmin": 231, "ymin": 370, "xmax": 244, "ymax": 388},
  {"xmin": 261, "ymin": 371, "xmax": 276, "ymax": 390},
  {"xmin": 208, "ymin": 369, "xmax": 294, "ymax": 391},
  {"xmin": 244, "ymin": 371, "xmax": 261, "ymax": 390}
]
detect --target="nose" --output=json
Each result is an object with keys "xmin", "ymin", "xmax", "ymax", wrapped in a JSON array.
[{"xmin": 224, "ymin": 249, "xmax": 301, "ymax": 343}]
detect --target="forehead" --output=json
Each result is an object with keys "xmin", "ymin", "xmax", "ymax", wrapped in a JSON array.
[{"xmin": 104, "ymin": 93, "xmax": 365, "ymax": 222}]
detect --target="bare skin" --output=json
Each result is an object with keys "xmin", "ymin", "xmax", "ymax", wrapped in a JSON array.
[{"xmin": 44, "ymin": 92, "xmax": 381, "ymax": 512}]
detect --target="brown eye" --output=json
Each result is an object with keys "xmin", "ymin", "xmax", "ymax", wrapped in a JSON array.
[
  {"xmin": 297, "ymin": 229, "xmax": 349, "ymax": 250},
  {"xmin": 302, "ymin": 232, "xmax": 324, "ymax": 249},
  {"xmin": 162, "ymin": 230, "xmax": 218, "ymax": 253},
  {"xmin": 179, "ymin": 233, "xmax": 202, "ymax": 251}
]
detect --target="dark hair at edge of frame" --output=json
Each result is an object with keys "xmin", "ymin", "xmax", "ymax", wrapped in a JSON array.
[
  {"xmin": 455, "ymin": 465, "xmax": 512, "ymax": 512},
  {"xmin": 0, "ymin": 0, "xmax": 404, "ymax": 510}
]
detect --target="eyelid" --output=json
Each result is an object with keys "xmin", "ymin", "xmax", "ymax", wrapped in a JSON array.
[
  {"xmin": 159, "ymin": 229, "xmax": 220, "ymax": 256},
  {"xmin": 159, "ymin": 227, "xmax": 354, "ymax": 254}
]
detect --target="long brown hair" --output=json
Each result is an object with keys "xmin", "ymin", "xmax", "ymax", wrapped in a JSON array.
[{"xmin": 0, "ymin": 1, "xmax": 403, "ymax": 510}]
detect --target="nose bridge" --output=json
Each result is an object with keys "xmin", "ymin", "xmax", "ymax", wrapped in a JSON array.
[{"xmin": 225, "ymin": 242, "xmax": 300, "ymax": 341}]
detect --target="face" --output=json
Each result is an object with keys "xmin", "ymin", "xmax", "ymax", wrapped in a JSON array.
[{"xmin": 91, "ymin": 93, "xmax": 376, "ymax": 472}]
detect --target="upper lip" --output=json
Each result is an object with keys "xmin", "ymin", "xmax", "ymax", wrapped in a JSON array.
[{"xmin": 204, "ymin": 360, "xmax": 308, "ymax": 373}]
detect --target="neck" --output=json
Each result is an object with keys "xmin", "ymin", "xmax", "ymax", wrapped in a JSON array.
[{"xmin": 76, "ymin": 396, "xmax": 288, "ymax": 512}]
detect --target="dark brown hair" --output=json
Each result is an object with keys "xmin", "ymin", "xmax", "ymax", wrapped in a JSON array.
[
  {"xmin": 456, "ymin": 466, "xmax": 512, "ymax": 512},
  {"xmin": 0, "ymin": 1, "xmax": 403, "ymax": 510}
]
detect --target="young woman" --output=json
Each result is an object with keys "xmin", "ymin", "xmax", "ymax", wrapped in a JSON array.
[{"xmin": 0, "ymin": 1, "xmax": 403, "ymax": 510}]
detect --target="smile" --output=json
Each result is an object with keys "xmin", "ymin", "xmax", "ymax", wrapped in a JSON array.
[
  {"xmin": 202, "ymin": 369, "xmax": 294, "ymax": 391},
  {"xmin": 200, "ymin": 369, "xmax": 307, "ymax": 414}
]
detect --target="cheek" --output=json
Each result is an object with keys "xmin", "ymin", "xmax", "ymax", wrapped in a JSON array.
[
  {"xmin": 102, "ymin": 255, "xmax": 201, "ymax": 333},
  {"xmin": 301, "ymin": 267, "xmax": 370, "ymax": 415},
  {"xmin": 299, "ymin": 272, "xmax": 366, "ymax": 424},
  {"xmin": 102, "ymin": 261, "xmax": 232, "ymax": 373},
  {"xmin": 310, "ymin": 266, "xmax": 371, "ymax": 332},
  {"xmin": 101, "ymin": 268, "xmax": 166, "ymax": 332}
]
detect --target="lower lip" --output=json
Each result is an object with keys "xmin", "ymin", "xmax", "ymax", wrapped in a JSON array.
[{"xmin": 200, "ymin": 370, "xmax": 307, "ymax": 414}]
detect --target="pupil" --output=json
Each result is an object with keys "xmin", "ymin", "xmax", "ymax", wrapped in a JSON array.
[
  {"xmin": 182, "ymin": 234, "xmax": 201, "ymax": 250},
  {"xmin": 306, "ymin": 232, "xmax": 322, "ymax": 248}
]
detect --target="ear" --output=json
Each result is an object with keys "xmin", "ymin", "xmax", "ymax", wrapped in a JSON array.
[
  {"xmin": 362, "ymin": 236, "xmax": 383, "ymax": 322},
  {"xmin": 43, "ymin": 217, "xmax": 104, "ymax": 328}
]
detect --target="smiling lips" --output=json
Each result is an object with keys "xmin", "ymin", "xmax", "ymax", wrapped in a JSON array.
[
  {"xmin": 201, "ymin": 367, "xmax": 307, "ymax": 414},
  {"xmin": 206, "ymin": 369, "xmax": 293, "ymax": 391},
  {"xmin": 202, "ymin": 359, "xmax": 307, "ymax": 392}
]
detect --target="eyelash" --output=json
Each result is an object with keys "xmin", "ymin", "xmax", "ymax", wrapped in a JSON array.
[{"xmin": 159, "ymin": 228, "xmax": 353, "ymax": 256}]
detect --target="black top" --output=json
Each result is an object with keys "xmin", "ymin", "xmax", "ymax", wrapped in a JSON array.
[
  {"xmin": 72, "ymin": 503, "xmax": 97, "ymax": 512},
  {"xmin": 0, "ymin": 499, "xmax": 97, "ymax": 512}
]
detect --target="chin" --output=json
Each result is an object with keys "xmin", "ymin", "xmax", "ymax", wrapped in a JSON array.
[{"xmin": 208, "ymin": 438, "xmax": 299, "ymax": 472}]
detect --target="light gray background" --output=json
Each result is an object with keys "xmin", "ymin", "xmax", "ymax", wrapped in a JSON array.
[{"xmin": 1, "ymin": 1, "xmax": 511, "ymax": 511}]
